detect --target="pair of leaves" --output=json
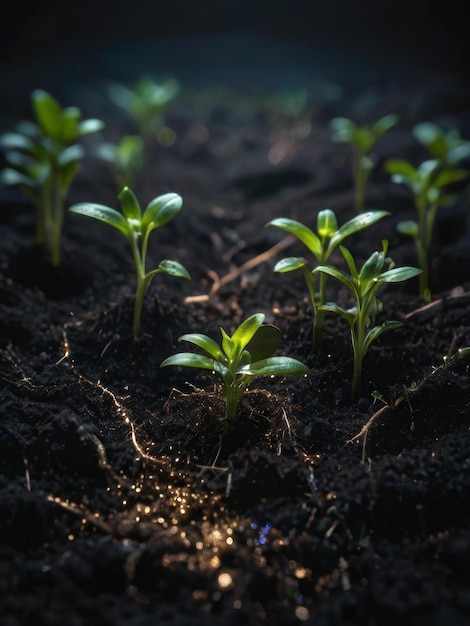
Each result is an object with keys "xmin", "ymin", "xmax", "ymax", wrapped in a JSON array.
[
  {"xmin": 267, "ymin": 209, "xmax": 389, "ymax": 273},
  {"xmin": 70, "ymin": 187, "xmax": 184, "ymax": 240},
  {"xmin": 161, "ymin": 313, "xmax": 308, "ymax": 381},
  {"xmin": 330, "ymin": 114, "xmax": 400, "ymax": 154},
  {"xmin": 32, "ymin": 90, "xmax": 104, "ymax": 144}
]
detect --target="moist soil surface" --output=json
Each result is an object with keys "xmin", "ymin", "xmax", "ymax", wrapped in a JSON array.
[{"xmin": 1, "ymin": 45, "xmax": 470, "ymax": 625}]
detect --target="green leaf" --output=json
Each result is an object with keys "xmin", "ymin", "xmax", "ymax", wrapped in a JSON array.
[
  {"xmin": 378, "ymin": 266, "xmax": 422, "ymax": 283},
  {"xmin": 155, "ymin": 259, "xmax": 191, "ymax": 280},
  {"xmin": 339, "ymin": 246, "xmax": 359, "ymax": 283},
  {"xmin": 0, "ymin": 168, "xmax": 36, "ymax": 187},
  {"xmin": 329, "ymin": 210, "xmax": 389, "ymax": 250},
  {"xmin": 60, "ymin": 107, "xmax": 80, "ymax": 143},
  {"xmin": 118, "ymin": 186, "xmax": 142, "ymax": 221},
  {"xmin": 160, "ymin": 352, "xmax": 220, "ymax": 373},
  {"xmin": 32, "ymin": 90, "xmax": 63, "ymax": 138},
  {"xmin": 142, "ymin": 193, "xmax": 183, "ymax": 231},
  {"xmin": 433, "ymin": 167, "xmax": 469, "ymax": 188},
  {"xmin": 273, "ymin": 257, "xmax": 307, "ymax": 273},
  {"xmin": 319, "ymin": 302, "xmax": 356, "ymax": 325},
  {"xmin": 372, "ymin": 113, "xmax": 400, "ymax": 137},
  {"xmin": 413, "ymin": 122, "xmax": 441, "ymax": 150},
  {"xmin": 245, "ymin": 324, "xmax": 282, "ymax": 361},
  {"xmin": 69, "ymin": 202, "xmax": 131, "ymax": 236},
  {"xmin": 58, "ymin": 145, "xmax": 84, "ymax": 167},
  {"xmin": 238, "ymin": 356, "xmax": 308, "ymax": 377},
  {"xmin": 359, "ymin": 250, "xmax": 385, "ymax": 282},
  {"xmin": 313, "ymin": 264, "xmax": 353, "ymax": 292},
  {"xmin": 266, "ymin": 218, "xmax": 322, "ymax": 258},
  {"xmin": 397, "ymin": 220, "xmax": 419, "ymax": 238},
  {"xmin": 177, "ymin": 333, "xmax": 225, "ymax": 361},
  {"xmin": 330, "ymin": 117, "xmax": 357, "ymax": 141},
  {"xmin": 231, "ymin": 314, "xmax": 265, "ymax": 353},
  {"xmin": 78, "ymin": 118, "xmax": 105, "ymax": 136},
  {"xmin": 384, "ymin": 158, "xmax": 417, "ymax": 181},
  {"xmin": 0, "ymin": 132, "xmax": 35, "ymax": 151},
  {"xmin": 363, "ymin": 321, "xmax": 403, "ymax": 353},
  {"xmin": 316, "ymin": 209, "xmax": 338, "ymax": 239},
  {"xmin": 221, "ymin": 328, "xmax": 235, "ymax": 359},
  {"xmin": 447, "ymin": 144, "xmax": 470, "ymax": 164}
]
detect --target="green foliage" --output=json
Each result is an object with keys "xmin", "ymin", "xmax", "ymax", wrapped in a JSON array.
[
  {"xmin": 108, "ymin": 76, "xmax": 179, "ymax": 145},
  {"xmin": 330, "ymin": 114, "xmax": 399, "ymax": 214},
  {"xmin": 161, "ymin": 313, "xmax": 308, "ymax": 421},
  {"xmin": 384, "ymin": 157, "xmax": 469, "ymax": 300},
  {"xmin": 413, "ymin": 122, "xmax": 470, "ymax": 167},
  {"xmin": 266, "ymin": 209, "xmax": 389, "ymax": 351},
  {"xmin": 313, "ymin": 241, "xmax": 422, "ymax": 400},
  {"xmin": 0, "ymin": 89, "xmax": 104, "ymax": 265},
  {"xmin": 97, "ymin": 135, "xmax": 145, "ymax": 190},
  {"xmin": 69, "ymin": 187, "xmax": 190, "ymax": 341}
]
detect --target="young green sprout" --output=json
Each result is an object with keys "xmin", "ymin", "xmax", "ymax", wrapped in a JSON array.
[
  {"xmin": 69, "ymin": 187, "xmax": 190, "ymax": 341},
  {"xmin": 313, "ymin": 240, "xmax": 422, "ymax": 401},
  {"xmin": 266, "ymin": 209, "xmax": 389, "ymax": 351},
  {"xmin": 413, "ymin": 122, "xmax": 470, "ymax": 167},
  {"xmin": 107, "ymin": 76, "xmax": 179, "ymax": 146},
  {"xmin": 384, "ymin": 158, "xmax": 469, "ymax": 300},
  {"xmin": 330, "ymin": 114, "xmax": 399, "ymax": 214},
  {"xmin": 97, "ymin": 135, "xmax": 145, "ymax": 190},
  {"xmin": 161, "ymin": 313, "xmax": 308, "ymax": 421},
  {"xmin": 0, "ymin": 89, "xmax": 104, "ymax": 265}
]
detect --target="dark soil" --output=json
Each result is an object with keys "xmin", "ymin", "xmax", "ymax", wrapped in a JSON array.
[{"xmin": 1, "ymin": 33, "xmax": 470, "ymax": 626}]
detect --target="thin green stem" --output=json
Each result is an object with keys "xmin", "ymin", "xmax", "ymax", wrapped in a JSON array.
[
  {"xmin": 49, "ymin": 188, "xmax": 63, "ymax": 267},
  {"xmin": 129, "ymin": 232, "xmax": 146, "ymax": 341},
  {"xmin": 351, "ymin": 321, "xmax": 365, "ymax": 402},
  {"xmin": 313, "ymin": 270, "xmax": 327, "ymax": 352}
]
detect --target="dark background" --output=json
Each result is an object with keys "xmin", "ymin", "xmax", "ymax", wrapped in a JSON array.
[
  {"xmin": 1, "ymin": 1, "xmax": 468, "ymax": 73},
  {"xmin": 0, "ymin": 1, "xmax": 469, "ymax": 115}
]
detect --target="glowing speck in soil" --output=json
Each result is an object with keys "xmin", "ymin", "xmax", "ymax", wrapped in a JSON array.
[
  {"xmin": 295, "ymin": 606, "xmax": 310, "ymax": 621},
  {"xmin": 217, "ymin": 572, "xmax": 232, "ymax": 588},
  {"xmin": 210, "ymin": 556, "xmax": 221, "ymax": 568}
]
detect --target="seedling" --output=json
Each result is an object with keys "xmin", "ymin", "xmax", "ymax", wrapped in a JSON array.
[
  {"xmin": 0, "ymin": 89, "xmax": 104, "ymax": 265},
  {"xmin": 384, "ymin": 158, "xmax": 469, "ymax": 300},
  {"xmin": 161, "ymin": 313, "xmax": 308, "ymax": 421},
  {"xmin": 69, "ymin": 186, "xmax": 190, "ymax": 341},
  {"xmin": 413, "ymin": 122, "xmax": 470, "ymax": 167},
  {"xmin": 108, "ymin": 76, "xmax": 179, "ymax": 145},
  {"xmin": 330, "ymin": 114, "xmax": 399, "ymax": 214},
  {"xmin": 97, "ymin": 135, "xmax": 145, "ymax": 190},
  {"xmin": 313, "ymin": 240, "xmax": 422, "ymax": 401},
  {"xmin": 266, "ymin": 209, "xmax": 389, "ymax": 351}
]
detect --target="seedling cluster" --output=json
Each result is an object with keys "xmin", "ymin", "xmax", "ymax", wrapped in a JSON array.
[
  {"xmin": 0, "ymin": 90, "xmax": 104, "ymax": 265},
  {"xmin": 266, "ymin": 208, "xmax": 389, "ymax": 351},
  {"xmin": 1, "ymin": 85, "xmax": 468, "ymax": 424}
]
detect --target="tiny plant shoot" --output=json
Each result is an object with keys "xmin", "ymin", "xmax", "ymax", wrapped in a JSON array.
[
  {"xmin": 313, "ymin": 241, "xmax": 422, "ymax": 401},
  {"xmin": 97, "ymin": 135, "xmax": 145, "ymax": 191},
  {"xmin": 0, "ymin": 89, "xmax": 104, "ymax": 265},
  {"xmin": 330, "ymin": 114, "xmax": 399, "ymax": 214},
  {"xmin": 384, "ymin": 158, "xmax": 469, "ymax": 301},
  {"xmin": 107, "ymin": 76, "xmax": 179, "ymax": 146},
  {"xmin": 266, "ymin": 209, "xmax": 389, "ymax": 351},
  {"xmin": 413, "ymin": 122, "xmax": 470, "ymax": 167},
  {"xmin": 161, "ymin": 313, "xmax": 308, "ymax": 421},
  {"xmin": 69, "ymin": 187, "xmax": 190, "ymax": 341}
]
